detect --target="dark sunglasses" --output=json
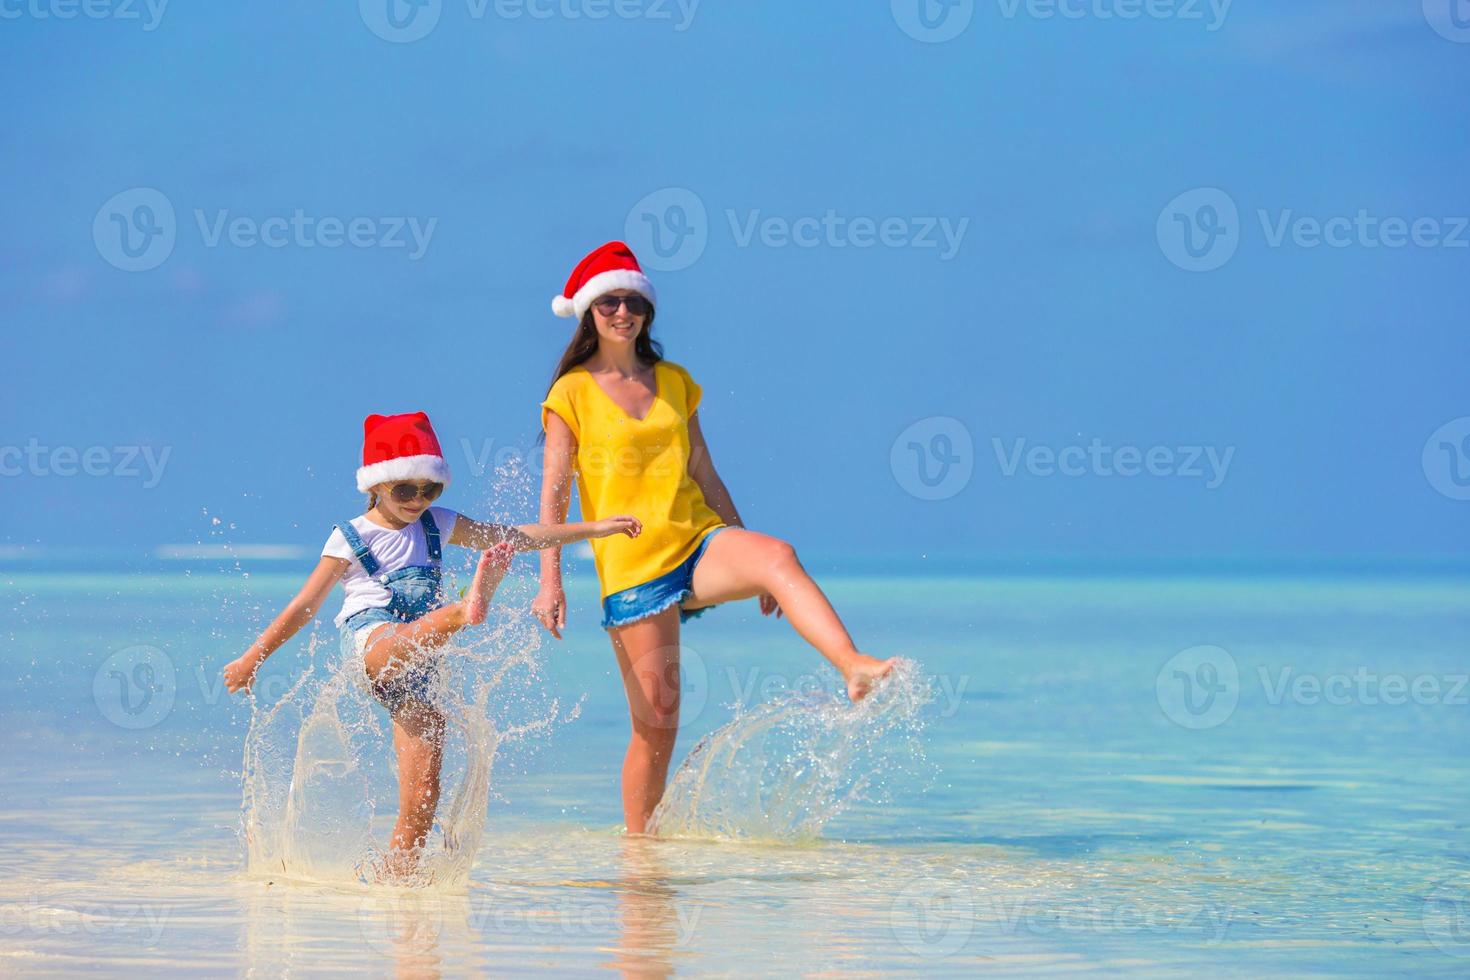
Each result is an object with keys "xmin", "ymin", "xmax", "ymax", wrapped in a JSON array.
[
  {"xmin": 592, "ymin": 294, "xmax": 651, "ymax": 317},
  {"xmin": 388, "ymin": 481, "xmax": 443, "ymax": 503}
]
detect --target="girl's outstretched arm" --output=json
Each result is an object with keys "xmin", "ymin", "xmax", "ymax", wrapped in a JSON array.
[
  {"xmin": 223, "ymin": 556, "xmax": 348, "ymax": 694},
  {"xmin": 448, "ymin": 514, "xmax": 640, "ymax": 552}
]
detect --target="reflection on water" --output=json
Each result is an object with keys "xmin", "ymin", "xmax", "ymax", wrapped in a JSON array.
[{"xmin": 607, "ymin": 838, "xmax": 684, "ymax": 979}]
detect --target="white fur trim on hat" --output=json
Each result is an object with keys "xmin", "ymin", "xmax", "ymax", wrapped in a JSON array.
[
  {"xmin": 356, "ymin": 454, "xmax": 453, "ymax": 494},
  {"xmin": 552, "ymin": 269, "xmax": 657, "ymax": 320}
]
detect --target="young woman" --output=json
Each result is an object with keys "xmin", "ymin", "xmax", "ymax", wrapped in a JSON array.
[
  {"xmin": 223, "ymin": 410, "xmax": 640, "ymax": 877},
  {"xmin": 534, "ymin": 242, "xmax": 896, "ymax": 833}
]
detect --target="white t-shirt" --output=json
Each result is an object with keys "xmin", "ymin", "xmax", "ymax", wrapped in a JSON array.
[{"xmin": 322, "ymin": 507, "xmax": 460, "ymax": 628}]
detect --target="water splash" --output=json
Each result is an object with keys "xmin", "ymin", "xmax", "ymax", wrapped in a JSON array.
[
  {"xmin": 238, "ymin": 623, "xmax": 567, "ymax": 889},
  {"xmin": 237, "ymin": 448, "xmax": 568, "ymax": 890},
  {"xmin": 647, "ymin": 659, "xmax": 931, "ymax": 842}
]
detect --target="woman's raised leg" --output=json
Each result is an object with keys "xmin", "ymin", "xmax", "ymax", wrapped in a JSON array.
[
  {"xmin": 608, "ymin": 608, "xmax": 683, "ymax": 834},
  {"xmin": 686, "ymin": 529, "xmax": 895, "ymax": 700}
]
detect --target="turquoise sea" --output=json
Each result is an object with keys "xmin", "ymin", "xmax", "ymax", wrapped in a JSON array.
[{"xmin": 2, "ymin": 554, "xmax": 1468, "ymax": 976}]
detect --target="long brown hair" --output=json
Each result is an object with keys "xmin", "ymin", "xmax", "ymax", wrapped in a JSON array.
[{"xmin": 546, "ymin": 306, "xmax": 663, "ymax": 393}]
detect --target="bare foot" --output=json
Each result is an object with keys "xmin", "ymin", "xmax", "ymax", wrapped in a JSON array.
[
  {"xmin": 844, "ymin": 654, "xmax": 898, "ymax": 702},
  {"xmin": 463, "ymin": 543, "xmax": 515, "ymax": 625},
  {"xmin": 376, "ymin": 847, "xmax": 421, "ymax": 884}
]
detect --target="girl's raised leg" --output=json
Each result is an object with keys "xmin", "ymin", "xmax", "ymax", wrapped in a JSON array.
[
  {"xmin": 362, "ymin": 544, "xmax": 513, "ymax": 685},
  {"xmin": 608, "ymin": 608, "xmax": 683, "ymax": 834},
  {"xmin": 686, "ymin": 529, "xmax": 895, "ymax": 701}
]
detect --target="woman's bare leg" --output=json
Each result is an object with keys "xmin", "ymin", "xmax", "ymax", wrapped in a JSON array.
[
  {"xmin": 686, "ymin": 529, "xmax": 896, "ymax": 700},
  {"xmin": 608, "ymin": 608, "xmax": 683, "ymax": 834}
]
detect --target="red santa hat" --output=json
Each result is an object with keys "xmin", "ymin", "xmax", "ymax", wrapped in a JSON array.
[
  {"xmin": 356, "ymin": 412, "xmax": 453, "ymax": 493},
  {"xmin": 551, "ymin": 241, "xmax": 657, "ymax": 321}
]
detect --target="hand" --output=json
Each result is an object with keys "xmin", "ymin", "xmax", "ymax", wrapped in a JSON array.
[
  {"xmin": 223, "ymin": 654, "xmax": 261, "ymax": 695},
  {"xmin": 595, "ymin": 515, "xmax": 642, "ymax": 539},
  {"xmin": 533, "ymin": 581, "xmax": 567, "ymax": 640},
  {"xmin": 759, "ymin": 593, "xmax": 783, "ymax": 619}
]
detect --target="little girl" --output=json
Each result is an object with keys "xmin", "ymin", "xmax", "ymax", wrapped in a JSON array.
[{"xmin": 223, "ymin": 411, "xmax": 639, "ymax": 879}]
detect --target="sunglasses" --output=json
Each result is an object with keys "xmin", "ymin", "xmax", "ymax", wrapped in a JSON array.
[
  {"xmin": 387, "ymin": 481, "xmax": 443, "ymax": 503},
  {"xmin": 592, "ymin": 294, "xmax": 651, "ymax": 317}
]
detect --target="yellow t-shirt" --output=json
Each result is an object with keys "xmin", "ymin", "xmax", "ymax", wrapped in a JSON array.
[{"xmin": 541, "ymin": 360, "xmax": 726, "ymax": 598}]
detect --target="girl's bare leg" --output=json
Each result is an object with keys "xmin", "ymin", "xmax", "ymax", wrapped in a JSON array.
[
  {"xmin": 608, "ymin": 608, "xmax": 683, "ymax": 834},
  {"xmin": 362, "ymin": 546, "xmax": 510, "ymax": 880},
  {"xmin": 363, "ymin": 546, "xmax": 512, "ymax": 685},
  {"xmin": 686, "ymin": 529, "xmax": 896, "ymax": 701},
  {"xmin": 381, "ymin": 701, "xmax": 447, "ymax": 879}
]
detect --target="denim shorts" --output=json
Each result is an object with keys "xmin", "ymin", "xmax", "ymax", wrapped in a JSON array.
[
  {"xmin": 341, "ymin": 607, "xmax": 440, "ymax": 714},
  {"xmin": 601, "ymin": 526, "xmax": 729, "ymax": 630}
]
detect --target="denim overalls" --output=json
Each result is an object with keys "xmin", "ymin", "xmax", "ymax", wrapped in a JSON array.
[{"xmin": 336, "ymin": 512, "xmax": 445, "ymax": 712}]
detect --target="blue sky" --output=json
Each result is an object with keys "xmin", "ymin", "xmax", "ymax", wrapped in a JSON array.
[{"xmin": 3, "ymin": 1, "xmax": 1468, "ymax": 563}]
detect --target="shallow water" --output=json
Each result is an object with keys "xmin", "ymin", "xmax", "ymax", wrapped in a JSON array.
[{"xmin": 2, "ymin": 564, "xmax": 1468, "ymax": 975}]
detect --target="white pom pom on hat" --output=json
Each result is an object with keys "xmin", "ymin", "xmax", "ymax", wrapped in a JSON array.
[{"xmin": 550, "ymin": 241, "xmax": 657, "ymax": 321}]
